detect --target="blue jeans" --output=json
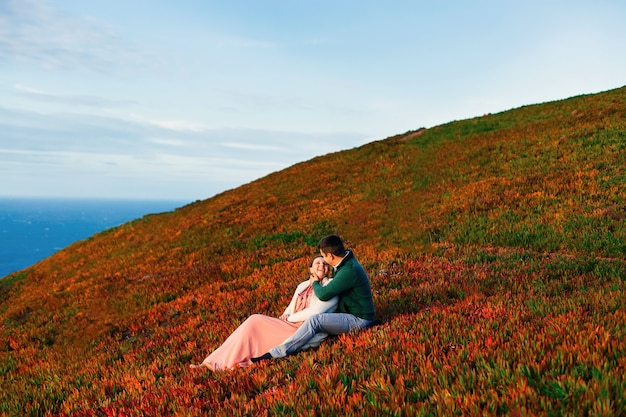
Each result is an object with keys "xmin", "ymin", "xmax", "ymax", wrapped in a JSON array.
[{"xmin": 269, "ymin": 313, "xmax": 373, "ymax": 358}]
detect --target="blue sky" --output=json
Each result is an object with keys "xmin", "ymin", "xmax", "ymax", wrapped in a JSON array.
[{"xmin": 1, "ymin": 0, "xmax": 625, "ymax": 202}]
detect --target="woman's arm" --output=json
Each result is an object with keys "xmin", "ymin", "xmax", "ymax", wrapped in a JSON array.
[
  {"xmin": 281, "ymin": 280, "xmax": 309, "ymax": 319},
  {"xmin": 287, "ymin": 278, "xmax": 338, "ymax": 323},
  {"xmin": 287, "ymin": 295, "xmax": 338, "ymax": 323}
]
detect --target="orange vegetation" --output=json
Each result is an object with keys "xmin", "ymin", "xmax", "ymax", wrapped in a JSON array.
[{"xmin": 1, "ymin": 87, "xmax": 625, "ymax": 416}]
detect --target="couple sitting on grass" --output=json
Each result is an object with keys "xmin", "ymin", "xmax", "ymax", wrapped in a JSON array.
[{"xmin": 190, "ymin": 234, "xmax": 376, "ymax": 371}]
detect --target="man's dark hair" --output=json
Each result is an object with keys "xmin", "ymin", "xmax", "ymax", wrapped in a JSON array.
[{"xmin": 318, "ymin": 234, "xmax": 346, "ymax": 256}]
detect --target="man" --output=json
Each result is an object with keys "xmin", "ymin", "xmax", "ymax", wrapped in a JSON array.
[{"xmin": 252, "ymin": 234, "xmax": 375, "ymax": 362}]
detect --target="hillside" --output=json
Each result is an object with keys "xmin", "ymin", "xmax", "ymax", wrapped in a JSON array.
[{"xmin": 1, "ymin": 86, "xmax": 625, "ymax": 416}]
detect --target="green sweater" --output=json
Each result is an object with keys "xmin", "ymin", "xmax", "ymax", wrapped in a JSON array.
[{"xmin": 312, "ymin": 251, "xmax": 376, "ymax": 320}]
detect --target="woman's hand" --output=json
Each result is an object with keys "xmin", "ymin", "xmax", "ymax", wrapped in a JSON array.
[{"xmin": 279, "ymin": 313, "xmax": 289, "ymax": 321}]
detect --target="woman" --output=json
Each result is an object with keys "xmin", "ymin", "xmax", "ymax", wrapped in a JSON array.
[{"xmin": 190, "ymin": 255, "xmax": 338, "ymax": 371}]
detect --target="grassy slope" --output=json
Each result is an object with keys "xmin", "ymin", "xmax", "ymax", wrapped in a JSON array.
[{"xmin": 1, "ymin": 87, "xmax": 625, "ymax": 416}]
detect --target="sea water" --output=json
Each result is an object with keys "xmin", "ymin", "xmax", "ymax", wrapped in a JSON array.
[{"xmin": 0, "ymin": 197, "xmax": 189, "ymax": 279}]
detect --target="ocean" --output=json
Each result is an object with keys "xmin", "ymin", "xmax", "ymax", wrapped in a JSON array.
[{"xmin": 0, "ymin": 198, "xmax": 189, "ymax": 279}]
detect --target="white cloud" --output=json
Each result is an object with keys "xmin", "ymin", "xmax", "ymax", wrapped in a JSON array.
[
  {"xmin": 147, "ymin": 138, "xmax": 187, "ymax": 147},
  {"xmin": 0, "ymin": 0, "xmax": 162, "ymax": 72},
  {"xmin": 128, "ymin": 114, "xmax": 207, "ymax": 133},
  {"xmin": 220, "ymin": 142, "xmax": 290, "ymax": 152},
  {"xmin": 14, "ymin": 84, "xmax": 137, "ymax": 108},
  {"xmin": 0, "ymin": 105, "xmax": 368, "ymax": 199}
]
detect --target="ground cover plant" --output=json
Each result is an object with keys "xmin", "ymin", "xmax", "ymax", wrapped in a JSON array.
[{"xmin": 1, "ymin": 86, "xmax": 625, "ymax": 416}]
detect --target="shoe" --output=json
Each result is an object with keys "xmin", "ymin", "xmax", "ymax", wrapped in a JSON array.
[{"xmin": 250, "ymin": 352, "xmax": 272, "ymax": 363}]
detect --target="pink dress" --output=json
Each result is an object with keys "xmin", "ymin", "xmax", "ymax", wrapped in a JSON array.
[{"xmin": 198, "ymin": 279, "xmax": 338, "ymax": 371}]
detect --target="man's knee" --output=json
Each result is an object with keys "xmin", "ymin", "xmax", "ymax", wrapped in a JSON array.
[{"xmin": 305, "ymin": 313, "xmax": 325, "ymax": 331}]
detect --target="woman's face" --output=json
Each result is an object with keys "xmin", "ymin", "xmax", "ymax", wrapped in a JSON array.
[{"xmin": 310, "ymin": 257, "xmax": 329, "ymax": 279}]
